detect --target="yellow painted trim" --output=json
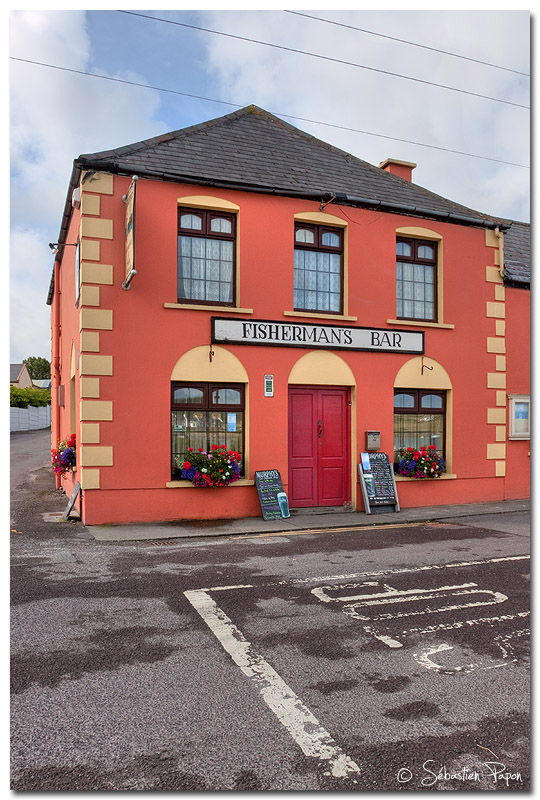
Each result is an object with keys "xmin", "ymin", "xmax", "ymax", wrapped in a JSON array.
[
  {"xmin": 495, "ymin": 426, "xmax": 506, "ymax": 442},
  {"xmin": 70, "ymin": 342, "xmax": 76, "ymax": 380},
  {"xmin": 81, "ymin": 217, "xmax": 113, "ymax": 240},
  {"xmin": 164, "ymin": 303, "xmax": 253, "ymax": 314},
  {"xmin": 81, "ymin": 171, "xmax": 113, "ymax": 194},
  {"xmin": 170, "ymin": 345, "xmax": 248, "ymax": 382},
  {"xmin": 485, "ymin": 229, "xmax": 499, "ymax": 248},
  {"xmin": 80, "ymin": 308, "xmax": 113, "ymax": 331},
  {"xmin": 494, "ymin": 285, "xmax": 506, "ymax": 301},
  {"xmin": 395, "ymin": 226, "xmax": 445, "ymax": 325},
  {"xmin": 80, "ymin": 285, "xmax": 100, "ymax": 307},
  {"xmin": 80, "ymin": 377, "xmax": 100, "ymax": 398},
  {"xmin": 166, "ymin": 479, "xmax": 255, "ymax": 488},
  {"xmin": 386, "ymin": 319, "xmax": 455, "ymax": 329},
  {"xmin": 486, "ymin": 301, "xmax": 505, "ymax": 319},
  {"xmin": 486, "ymin": 265, "xmax": 504, "ymax": 284},
  {"xmin": 80, "ymin": 445, "xmax": 113, "ymax": 467},
  {"xmin": 81, "ymin": 194, "xmax": 100, "ymax": 215},
  {"xmin": 81, "ymin": 423, "xmax": 100, "ymax": 444},
  {"xmin": 487, "ymin": 372, "xmax": 506, "ymax": 389},
  {"xmin": 80, "ymin": 400, "xmax": 113, "ymax": 421},
  {"xmin": 294, "ymin": 210, "xmax": 349, "ymax": 316},
  {"xmin": 284, "ymin": 310, "xmax": 358, "ymax": 322},
  {"xmin": 80, "ymin": 468, "xmax": 100, "ymax": 489},
  {"xmin": 495, "ymin": 461, "xmax": 506, "ymax": 477},
  {"xmin": 79, "ymin": 354, "xmax": 113, "ymax": 376},
  {"xmin": 496, "ymin": 391, "xmax": 507, "ymax": 406},
  {"xmin": 495, "ymin": 320, "xmax": 506, "ymax": 336},
  {"xmin": 80, "ymin": 240, "xmax": 100, "ymax": 261},
  {"xmin": 80, "ymin": 331, "xmax": 100, "ymax": 352},
  {"xmin": 487, "ymin": 443, "xmax": 506, "ymax": 460},
  {"xmin": 487, "ymin": 408, "xmax": 506, "ymax": 424},
  {"xmin": 288, "ymin": 350, "xmax": 356, "ymax": 386},
  {"xmin": 487, "ymin": 337, "xmax": 506, "ymax": 354},
  {"xmin": 177, "ymin": 195, "xmax": 240, "ymax": 211},
  {"xmin": 294, "ymin": 210, "xmax": 347, "ymax": 227},
  {"xmin": 81, "ymin": 262, "xmax": 113, "ymax": 285},
  {"xmin": 495, "ymin": 355, "xmax": 506, "ymax": 371}
]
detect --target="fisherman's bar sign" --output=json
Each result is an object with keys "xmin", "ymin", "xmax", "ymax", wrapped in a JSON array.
[{"xmin": 212, "ymin": 317, "xmax": 424, "ymax": 354}]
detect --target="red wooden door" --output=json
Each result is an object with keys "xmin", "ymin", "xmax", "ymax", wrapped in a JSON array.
[{"xmin": 288, "ymin": 387, "xmax": 350, "ymax": 508}]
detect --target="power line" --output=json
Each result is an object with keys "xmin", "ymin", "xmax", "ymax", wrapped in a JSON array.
[
  {"xmin": 10, "ymin": 57, "xmax": 530, "ymax": 169},
  {"xmin": 117, "ymin": 11, "xmax": 529, "ymax": 111},
  {"xmin": 284, "ymin": 10, "xmax": 530, "ymax": 77}
]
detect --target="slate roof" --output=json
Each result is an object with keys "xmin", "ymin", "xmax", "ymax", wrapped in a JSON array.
[
  {"xmin": 10, "ymin": 363, "xmax": 24, "ymax": 382},
  {"xmin": 77, "ymin": 105, "xmax": 501, "ymax": 228},
  {"xmin": 503, "ymin": 221, "xmax": 530, "ymax": 287},
  {"xmin": 48, "ymin": 105, "xmax": 529, "ymax": 300}
]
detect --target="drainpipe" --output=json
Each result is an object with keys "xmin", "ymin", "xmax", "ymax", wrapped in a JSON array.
[{"xmin": 51, "ymin": 258, "xmax": 61, "ymax": 490}]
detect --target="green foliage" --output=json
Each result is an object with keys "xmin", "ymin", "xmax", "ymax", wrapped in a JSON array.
[
  {"xmin": 10, "ymin": 386, "xmax": 51, "ymax": 408},
  {"xmin": 23, "ymin": 356, "xmax": 51, "ymax": 380}
]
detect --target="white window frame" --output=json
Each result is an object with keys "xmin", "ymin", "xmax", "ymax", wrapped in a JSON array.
[{"xmin": 508, "ymin": 394, "xmax": 530, "ymax": 440}]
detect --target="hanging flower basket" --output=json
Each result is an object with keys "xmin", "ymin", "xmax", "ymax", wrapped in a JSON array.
[
  {"xmin": 176, "ymin": 445, "xmax": 241, "ymax": 487},
  {"xmin": 397, "ymin": 445, "xmax": 445, "ymax": 479},
  {"xmin": 51, "ymin": 434, "xmax": 76, "ymax": 475}
]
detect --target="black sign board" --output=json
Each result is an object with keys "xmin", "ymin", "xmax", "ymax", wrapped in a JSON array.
[
  {"xmin": 63, "ymin": 481, "xmax": 81, "ymax": 520},
  {"xmin": 255, "ymin": 470, "xmax": 290, "ymax": 520},
  {"xmin": 358, "ymin": 453, "xmax": 400, "ymax": 515}
]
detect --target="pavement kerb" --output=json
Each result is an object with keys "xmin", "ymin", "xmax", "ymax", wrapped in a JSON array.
[{"xmin": 86, "ymin": 499, "xmax": 530, "ymax": 543}]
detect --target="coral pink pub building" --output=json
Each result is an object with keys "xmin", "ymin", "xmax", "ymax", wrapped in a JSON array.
[{"xmin": 47, "ymin": 106, "xmax": 530, "ymax": 526}]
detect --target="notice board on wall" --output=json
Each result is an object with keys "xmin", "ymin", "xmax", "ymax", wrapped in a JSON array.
[
  {"xmin": 358, "ymin": 452, "xmax": 400, "ymax": 515},
  {"xmin": 254, "ymin": 470, "xmax": 290, "ymax": 520}
]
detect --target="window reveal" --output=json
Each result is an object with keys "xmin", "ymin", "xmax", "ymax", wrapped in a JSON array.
[
  {"xmin": 396, "ymin": 238, "xmax": 437, "ymax": 322},
  {"xmin": 393, "ymin": 389, "xmax": 446, "ymax": 463},
  {"xmin": 294, "ymin": 223, "xmax": 343, "ymax": 314},
  {"xmin": 177, "ymin": 208, "xmax": 236, "ymax": 305},
  {"xmin": 171, "ymin": 382, "xmax": 245, "ymax": 479}
]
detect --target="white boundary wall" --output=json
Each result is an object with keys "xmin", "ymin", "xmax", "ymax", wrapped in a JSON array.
[{"xmin": 10, "ymin": 405, "xmax": 51, "ymax": 432}]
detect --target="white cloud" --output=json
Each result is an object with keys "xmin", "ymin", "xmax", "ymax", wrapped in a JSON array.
[{"xmin": 9, "ymin": 10, "xmax": 168, "ymax": 361}]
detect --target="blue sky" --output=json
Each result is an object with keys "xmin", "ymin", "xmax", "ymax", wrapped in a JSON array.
[{"xmin": 9, "ymin": 7, "xmax": 530, "ymax": 363}]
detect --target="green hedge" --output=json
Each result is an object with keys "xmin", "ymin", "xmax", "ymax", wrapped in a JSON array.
[{"xmin": 10, "ymin": 386, "xmax": 52, "ymax": 408}]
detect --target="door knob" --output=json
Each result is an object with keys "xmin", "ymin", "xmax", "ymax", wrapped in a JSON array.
[{"xmin": 318, "ymin": 420, "xmax": 323, "ymax": 438}]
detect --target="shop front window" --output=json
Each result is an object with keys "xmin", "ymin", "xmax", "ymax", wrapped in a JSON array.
[
  {"xmin": 393, "ymin": 389, "xmax": 446, "ymax": 464},
  {"xmin": 171, "ymin": 382, "xmax": 244, "ymax": 479}
]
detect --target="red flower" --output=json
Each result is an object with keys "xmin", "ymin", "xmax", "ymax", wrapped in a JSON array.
[
  {"xmin": 188, "ymin": 447, "xmax": 193, "ymax": 452},
  {"xmin": 407, "ymin": 447, "xmax": 413, "ymax": 452},
  {"xmin": 221, "ymin": 445, "xmax": 226, "ymax": 449},
  {"xmin": 183, "ymin": 460, "xmax": 191, "ymax": 470},
  {"xmin": 199, "ymin": 448, "xmax": 204, "ymax": 452},
  {"xmin": 212, "ymin": 445, "xmax": 218, "ymax": 450},
  {"xmin": 428, "ymin": 444, "xmax": 436, "ymax": 450}
]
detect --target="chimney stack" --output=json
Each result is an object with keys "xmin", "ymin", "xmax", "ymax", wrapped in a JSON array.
[{"xmin": 379, "ymin": 158, "xmax": 417, "ymax": 183}]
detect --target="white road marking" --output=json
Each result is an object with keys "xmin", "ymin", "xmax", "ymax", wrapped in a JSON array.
[
  {"xmin": 192, "ymin": 555, "xmax": 529, "ymax": 594},
  {"xmin": 413, "ymin": 641, "xmax": 512, "ymax": 674},
  {"xmin": 402, "ymin": 610, "xmax": 530, "ymax": 636},
  {"xmin": 184, "ymin": 588, "xmax": 361, "ymax": 780}
]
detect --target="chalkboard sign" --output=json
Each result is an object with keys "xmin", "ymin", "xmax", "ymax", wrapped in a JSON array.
[
  {"xmin": 255, "ymin": 470, "xmax": 290, "ymax": 520},
  {"xmin": 63, "ymin": 481, "xmax": 81, "ymax": 520},
  {"xmin": 358, "ymin": 453, "xmax": 400, "ymax": 515}
]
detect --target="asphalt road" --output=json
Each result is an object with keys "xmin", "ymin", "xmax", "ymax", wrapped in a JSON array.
[{"xmin": 10, "ymin": 430, "xmax": 530, "ymax": 792}]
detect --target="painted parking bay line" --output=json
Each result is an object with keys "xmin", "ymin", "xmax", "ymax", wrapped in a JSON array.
[{"xmin": 184, "ymin": 588, "xmax": 360, "ymax": 780}]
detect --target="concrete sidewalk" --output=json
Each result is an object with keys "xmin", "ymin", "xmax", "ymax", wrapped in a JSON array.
[{"xmin": 87, "ymin": 498, "xmax": 530, "ymax": 542}]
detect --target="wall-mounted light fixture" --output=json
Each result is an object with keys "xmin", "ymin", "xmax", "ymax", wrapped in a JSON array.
[{"xmin": 49, "ymin": 242, "xmax": 78, "ymax": 255}]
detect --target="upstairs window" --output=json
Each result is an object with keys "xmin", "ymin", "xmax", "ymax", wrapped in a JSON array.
[
  {"xmin": 178, "ymin": 208, "xmax": 236, "ymax": 305},
  {"xmin": 396, "ymin": 238, "xmax": 437, "ymax": 322},
  {"xmin": 294, "ymin": 223, "xmax": 343, "ymax": 314}
]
